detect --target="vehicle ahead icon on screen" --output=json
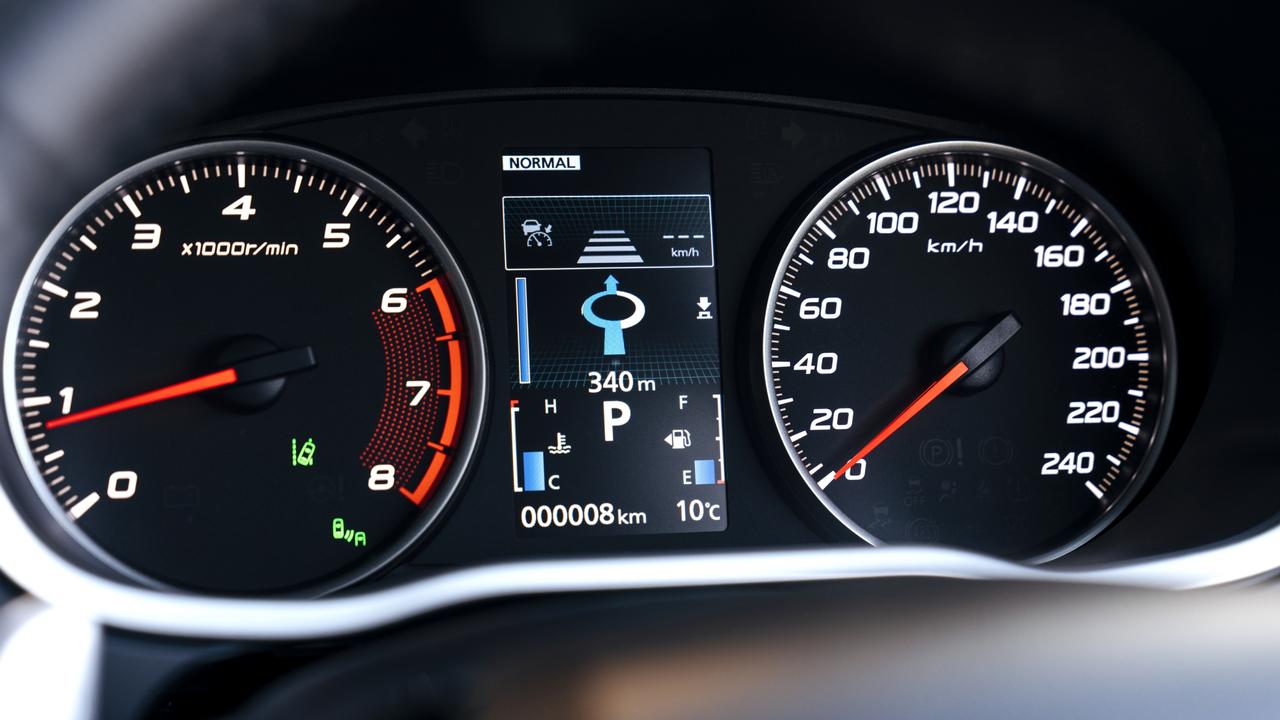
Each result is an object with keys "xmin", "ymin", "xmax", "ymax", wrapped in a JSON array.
[{"xmin": 521, "ymin": 219, "xmax": 553, "ymax": 247}]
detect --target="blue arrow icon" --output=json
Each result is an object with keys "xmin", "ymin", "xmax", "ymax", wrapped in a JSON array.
[{"xmin": 581, "ymin": 276, "xmax": 646, "ymax": 356}]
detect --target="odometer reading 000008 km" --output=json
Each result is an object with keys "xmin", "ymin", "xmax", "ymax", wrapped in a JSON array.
[
  {"xmin": 4, "ymin": 140, "xmax": 484, "ymax": 595},
  {"xmin": 762, "ymin": 141, "xmax": 1174, "ymax": 560}
]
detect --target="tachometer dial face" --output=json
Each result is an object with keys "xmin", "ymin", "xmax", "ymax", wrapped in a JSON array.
[
  {"xmin": 762, "ymin": 141, "xmax": 1174, "ymax": 560},
  {"xmin": 4, "ymin": 140, "xmax": 486, "ymax": 595}
]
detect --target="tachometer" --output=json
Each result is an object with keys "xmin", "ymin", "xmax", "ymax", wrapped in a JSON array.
[
  {"xmin": 3, "ymin": 140, "xmax": 486, "ymax": 594},
  {"xmin": 761, "ymin": 141, "xmax": 1174, "ymax": 560}
]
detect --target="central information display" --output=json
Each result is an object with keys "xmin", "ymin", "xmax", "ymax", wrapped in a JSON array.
[{"xmin": 502, "ymin": 148, "xmax": 727, "ymax": 536}]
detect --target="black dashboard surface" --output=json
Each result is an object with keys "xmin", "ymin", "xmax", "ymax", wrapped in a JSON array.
[
  {"xmin": 60, "ymin": 86, "xmax": 1231, "ymax": 588},
  {"xmin": 2, "ymin": 2, "xmax": 1278, "ymax": 718},
  {"xmin": 3, "ymin": 0, "xmax": 1276, "ymax": 597}
]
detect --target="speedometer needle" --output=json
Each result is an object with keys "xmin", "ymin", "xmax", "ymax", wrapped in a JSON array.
[
  {"xmin": 825, "ymin": 313, "xmax": 1022, "ymax": 488},
  {"xmin": 44, "ymin": 346, "xmax": 316, "ymax": 429}
]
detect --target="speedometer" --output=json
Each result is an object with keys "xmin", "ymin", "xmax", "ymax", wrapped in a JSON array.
[
  {"xmin": 760, "ymin": 141, "xmax": 1174, "ymax": 560},
  {"xmin": 4, "ymin": 140, "xmax": 485, "ymax": 595}
]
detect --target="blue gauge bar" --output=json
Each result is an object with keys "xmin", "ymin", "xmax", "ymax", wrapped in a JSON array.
[
  {"xmin": 515, "ymin": 276, "xmax": 531, "ymax": 384},
  {"xmin": 522, "ymin": 451, "xmax": 546, "ymax": 492}
]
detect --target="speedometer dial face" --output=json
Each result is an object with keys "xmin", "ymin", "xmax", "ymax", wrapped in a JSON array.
[
  {"xmin": 762, "ymin": 141, "xmax": 1174, "ymax": 560},
  {"xmin": 4, "ymin": 140, "xmax": 485, "ymax": 595}
]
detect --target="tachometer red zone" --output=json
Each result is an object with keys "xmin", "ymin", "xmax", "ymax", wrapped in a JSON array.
[{"xmin": 362, "ymin": 277, "xmax": 467, "ymax": 506}]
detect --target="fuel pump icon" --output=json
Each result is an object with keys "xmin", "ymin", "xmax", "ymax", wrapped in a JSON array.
[{"xmin": 581, "ymin": 275, "xmax": 645, "ymax": 356}]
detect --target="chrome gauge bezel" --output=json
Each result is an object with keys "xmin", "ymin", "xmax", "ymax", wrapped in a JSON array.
[
  {"xmin": 758, "ymin": 140, "xmax": 1177, "ymax": 562},
  {"xmin": 1, "ymin": 138, "xmax": 491, "ymax": 596}
]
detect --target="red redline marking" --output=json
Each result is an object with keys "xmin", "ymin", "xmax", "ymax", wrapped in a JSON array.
[
  {"xmin": 399, "ymin": 451, "xmax": 448, "ymax": 506},
  {"xmin": 435, "ymin": 334, "xmax": 455, "ymax": 342},
  {"xmin": 438, "ymin": 340, "xmax": 463, "ymax": 447},
  {"xmin": 45, "ymin": 368, "xmax": 238, "ymax": 429},
  {"xmin": 834, "ymin": 361, "xmax": 969, "ymax": 477},
  {"xmin": 416, "ymin": 278, "xmax": 456, "ymax": 334},
  {"xmin": 448, "ymin": 340, "xmax": 462, "ymax": 392}
]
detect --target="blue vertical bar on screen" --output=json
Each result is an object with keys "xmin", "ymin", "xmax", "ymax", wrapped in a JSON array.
[
  {"xmin": 516, "ymin": 277, "xmax": 531, "ymax": 384},
  {"xmin": 694, "ymin": 459, "xmax": 717, "ymax": 485},
  {"xmin": 522, "ymin": 451, "xmax": 546, "ymax": 491}
]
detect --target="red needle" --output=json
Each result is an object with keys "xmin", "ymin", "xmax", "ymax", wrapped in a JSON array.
[
  {"xmin": 45, "ymin": 369, "xmax": 238, "ymax": 429},
  {"xmin": 833, "ymin": 361, "xmax": 969, "ymax": 479},
  {"xmin": 826, "ymin": 313, "xmax": 1023, "ymax": 488},
  {"xmin": 43, "ymin": 346, "xmax": 317, "ymax": 430}
]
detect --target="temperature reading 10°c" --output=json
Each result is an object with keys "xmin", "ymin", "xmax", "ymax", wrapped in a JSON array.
[{"xmin": 676, "ymin": 498, "xmax": 723, "ymax": 523}]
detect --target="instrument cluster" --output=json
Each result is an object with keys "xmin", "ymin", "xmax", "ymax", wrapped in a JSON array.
[{"xmin": 0, "ymin": 92, "xmax": 1238, "ymax": 597}]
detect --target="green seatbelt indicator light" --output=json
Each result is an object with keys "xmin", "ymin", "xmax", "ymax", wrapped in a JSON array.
[
  {"xmin": 291, "ymin": 437, "xmax": 316, "ymax": 467},
  {"xmin": 331, "ymin": 517, "xmax": 367, "ymax": 547}
]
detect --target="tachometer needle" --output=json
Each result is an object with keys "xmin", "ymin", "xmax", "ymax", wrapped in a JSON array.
[
  {"xmin": 824, "ymin": 313, "xmax": 1022, "ymax": 488},
  {"xmin": 45, "ymin": 346, "xmax": 316, "ymax": 429}
]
